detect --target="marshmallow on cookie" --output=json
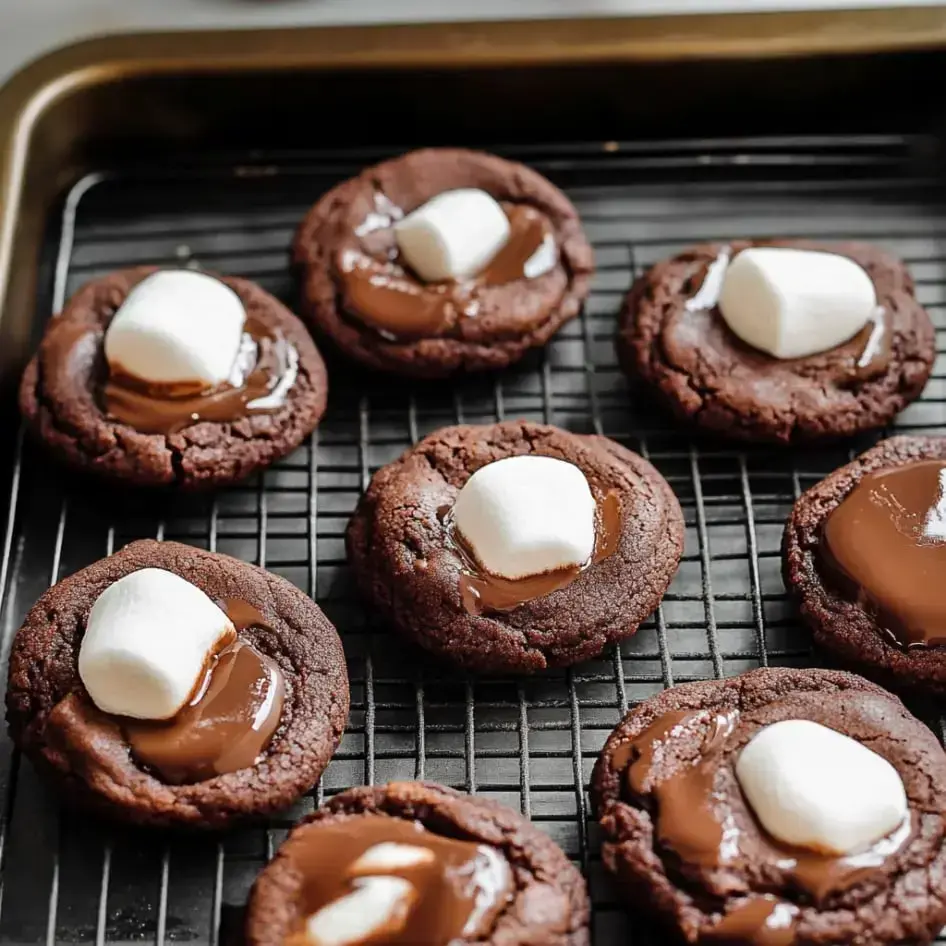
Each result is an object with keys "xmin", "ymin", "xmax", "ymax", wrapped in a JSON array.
[
  {"xmin": 78, "ymin": 567, "xmax": 235, "ymax": 720},
  {"xmin": 104, "ymin": 270, "xmax": 247, "ymax": 389},
  {"xmin": 304, "ymin": 876, "xmax": 416, "ymax": 946},
  {"xmin": 718, "ymin": 247, "xmax": 878, "ymax": 359},
  {"xmin": 452, "ymin": 455, "xmax": 596, "ymax": 579},
  {"xmin": 735, "ymin": 719, "xmax": 907, "ymax": 855},
  {"xmin": 395, "ymin": 189, "xmax": 511, "ymax": 282},
  {"xmin": 394, "ymin": 188, "xmax": 556, "ymax": 285}
]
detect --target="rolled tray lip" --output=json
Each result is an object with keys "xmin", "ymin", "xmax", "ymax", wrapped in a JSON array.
[{"xmin": 3, "ymin": 6, "xmax": 946, "ymax": 379}]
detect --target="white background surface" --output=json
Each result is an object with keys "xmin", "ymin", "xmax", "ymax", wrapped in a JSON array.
[{"xmin": 0, "ymin": 0, "xmax": 940, "ymax": 85}]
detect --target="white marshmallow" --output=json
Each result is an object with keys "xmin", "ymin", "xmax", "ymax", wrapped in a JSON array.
[
  {"xmin": 717, "ymin": 247, "xmax": 877, "ymax": 359},
  {"xmin": 735, "ymin": 720, "xmax": 907, "ymax": 856},
  {"xmin": 394, "ymin": 189, "xmax": 510, "ymax": 282},
  {"xmin": 104, "ymin": 270, "xmax": 246, "ymax": 387},
  {"xmin": 78, "ymin": 568, "xmax": 235, "ymax": 720},
  {"xmin": 348, "ymin": 843, "xmax": 436, "ymax": 875},
  {"xmin": 305, "ymin": 877, "xmax": 415, "ymax": 946},
  {"xmin": 452, "ymin": 456, "xmax": 596, "ymax": 580}
]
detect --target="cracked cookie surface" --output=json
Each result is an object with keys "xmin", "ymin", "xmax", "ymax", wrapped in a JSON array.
[
  {"xmin": 346, "ymin": 421, "xmax": 684, "ymax": 674},
  {"xmin": 293, "ymin": 148, "xmax": 594, "ymax": 378},
  {"xmin": 784, "ymin": 435, "xmax": 946, "ymax": 695},
  {"xmin": 591, "ymin": 667, "xmax": 946, "ymax": 946},
  {"xmin": 6, "ymin": 539, "xmax": 349, "ymax": 829},
  {"xmin": 617, "ymin": 241, "xmax": 934, "ymax": 443},
  {"xmin": 19, "ymin": 267, "xmax": 328, "ymax": 489},
  {"xmin": 246, "ymin": 780, "xmax": 590, "ymax": 946}
]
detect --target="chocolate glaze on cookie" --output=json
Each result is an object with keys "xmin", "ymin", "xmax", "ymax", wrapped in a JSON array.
[
  {"xmin": 617, "ymin": 240, "xmax": 934, "ymax": 443},
  {"xmin": 591, "ymin": 668, "xmax": 946, "ymax": 946},
  {"xmin": 785, "ymin": 436, "xmax": 946, "ymax": 693},
  {"xmin": 275, "ymin": 814, "xmax": 513, "ymax": 944},
  {"xmin": 6, "ymin": 540, "xmax": 350, "ymax": 828},
  {"xmin": 103, "ymin": 310, "xmax": 299, "ymax": 435},
  {"xmin": 337, "ymin": 201, "xmax": 556, "ymax": 341},
  {"xmin": 819, "ymin": 460, "xmax": 946, "ymax": 649},
  {"xmin": 441, "ymin": 484, "xmax": 622, "ymax": 615},
  {"xmin": 346, "ymin": 421, "xmax": 684, "ymax": 674},
  {"xmin": 246, "ymin": 782, "xmax": 590, "ymax": 946},
  {"xmin": 19, "ymin": 267, "xmax": 328, "ymax": 489},
  {"xmin": 294, "ymin": 148, "xmax": 594, "ymax": 378},
  {"xmin": 57, "ymin": 594, "xmax": 287, "ymax": 786}
]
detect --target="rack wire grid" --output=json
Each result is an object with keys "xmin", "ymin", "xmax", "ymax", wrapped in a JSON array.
[{"xmin": 1, "ymin": 134, "xmax": 945, "ymax": 946}]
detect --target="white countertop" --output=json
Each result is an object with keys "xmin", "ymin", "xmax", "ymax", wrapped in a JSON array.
[{"xmin": 0, "ymin": 0, "xmax": 940, "ymax": 86}]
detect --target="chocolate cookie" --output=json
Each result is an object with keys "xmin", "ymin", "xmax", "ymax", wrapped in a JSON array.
[
  {"xmin": 246, "ymin": 781, "xmax": 590, "ymax": 946},
  {"xmin": 784, "ymin": 435, "xmax": 946, "ymax": 694},
  {"xmin": 19, "ymin": 266, "xmax": 328, "ymax": 489},
  {"xmin": 6, "ymin": 539, "xmax": 350, "ymax": 829},
  {"xmin": 293, "ymin": 148, "xmax": 594, "ymax": 378},
  {"xmin": 617, "ymin": 240, "xmax": 934, "ymax": 443},
  {"xmin": 346, "ymin": 421, "xmax": 684, "ymax": 674},
  {"xmin": 591, "ymin": 667, "xmax": 946, "ymax": 946}
]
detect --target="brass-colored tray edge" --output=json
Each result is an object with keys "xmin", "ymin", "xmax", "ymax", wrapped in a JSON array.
[{"xmin": 2, "ymin": 7, "xmax": 946, "ymax": 388}]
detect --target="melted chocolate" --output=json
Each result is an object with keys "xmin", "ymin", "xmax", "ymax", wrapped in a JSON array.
[
  {"xmin": 284, "ymin": 813, "xmax": 514, "ymax": 945},
  {"xmin": 620, "ymin": 709, "xmax": 911, "ymax": 906},
  {"xmin": 852, "ymin": 307, "xmax": 890, "ymax": 380},
  {"xmin": 104, "ymin": 312, "xmax": 299, "ymax": 435},
  {"xmin": 704, "ymin": 897, "xmax": 798, "ymax": 945},
  {"xmin": 124, "ymin": 639, "xmax": 284, "ymax": 784},
  {"xmin": 52, "ymin": 598, "xmax": 285, "ymax": 785},
  {"xmin": 443, "ymin": 487, "xmax": 621, "ymax": 615},
  {"xmin": 685, "ymin": 247, "xmax": 889, "ymax": 379},
  {"xmin": 820, "ymin": 460, "xmax": 946, "ymax": 650},
  {"xmin": 616, "ymin": 710, "xmax": 739, "ymax": 867},
  {"xmin": 218, "ymin": 598, "xmax": 274, "ymax": 633},
  {"xmin": 337, "ymin": 198, "xmax": 557, "ymax": 341}
]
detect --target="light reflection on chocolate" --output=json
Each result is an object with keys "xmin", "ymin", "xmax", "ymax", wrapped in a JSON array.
[
  {"xmin": 685, "ymin": 246, "xmax": 732, "ymax": 312},
  {"xmin": 704, "ymin": 897, "xmax": 799, "ymax": 946},
  {"xmin": 820, "ymin": 459, "xmax": 946, "ymax": 650},
  {"xmin": 337, "ymin": 195, "xmax": 557, "ymax": 341},
  {"xmin": 684, "ymin": 246, "xmax": 890, "ymax": 379},
  {"xmin": 440, "ymin": 486, "xmax": 621, "ymax": 615},
  {"xmin": 103, "ymin": 313, "xmax": 299, "ymax": 435},
  {"xmin": 854, "ymin": 307, "xmax": 888, "ymax": 378},
  {"xmin": 618, "ymin": 709, "xmax": 912, "ymax": 907}
]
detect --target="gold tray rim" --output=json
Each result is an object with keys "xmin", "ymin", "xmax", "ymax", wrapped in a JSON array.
[{"xmin": 3, "ymin": 7, "xmax": 946, "ymax": 377}]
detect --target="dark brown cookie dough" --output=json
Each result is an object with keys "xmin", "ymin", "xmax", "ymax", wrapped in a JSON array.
[
  {"xmin": 346, "ymin": 421, "xmax": 684, "ymax": 674},
  {"xmin": 591, "ymin": 667, "xmax": 946, "ymax": 946},
  {"xmin": 246, "ymin": 781, "xmax": 590, "ymax": 946},
  {"xmin": 19, "ymin": 266, "xmax": 329, "ymax": 489},
  {"xmin": 293, "ymin": 148, "xmax": 594, "ymax": 378},
  {"xmin": 6, "ymin": 539, "xmax": 350, "ymax": 829},
  {"xmin": 617, "ymin": 240, "xmax": 934, "ymax": 443},
  {"xmin": 784, "ymin": 435, "xmax": 946, "ymax": 694}
]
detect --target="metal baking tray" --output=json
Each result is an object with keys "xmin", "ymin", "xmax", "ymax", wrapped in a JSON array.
[{"xmin": 3, "ymin": 11, "xmax": 946, "ymax": 946}]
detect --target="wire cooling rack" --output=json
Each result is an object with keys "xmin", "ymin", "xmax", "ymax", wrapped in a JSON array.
[{"xmin": 0, "ymin": 136, "xmax": 945, "ymax": 946}]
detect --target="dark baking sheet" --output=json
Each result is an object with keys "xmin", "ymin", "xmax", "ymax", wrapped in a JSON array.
[{"xmin": 0, "ymin": 135, "xmax": 945, "ymax": 945}]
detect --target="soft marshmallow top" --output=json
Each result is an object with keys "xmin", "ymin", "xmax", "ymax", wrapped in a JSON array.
[
  {"xmin": 349, "ymin": 843, "xmax": 436, "ymax": 875},
  {"xmin": 305, "ymin": 876, "xmax": 415, "ymax": 946},
  {"xmin": 452, "ymin": 455, "xmax": 596, "ymax": 580},
  {"xmin": 717, "ymin": 247, "xmax": 877, "ymax": 360},
  {"xmin": 394, "ymin": 189, "xmax": 510, "ymax": 283},
  {"xmin": 78, "ymin": 567, "xmax": 235, "ymax": 720},
  {"xmin": 735, "ymin": 719, "xmax": 907, "ymax": 856},
  {"xmin": 104, "ymin": 270, "xmax": 246, "ymax": 387}
]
